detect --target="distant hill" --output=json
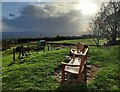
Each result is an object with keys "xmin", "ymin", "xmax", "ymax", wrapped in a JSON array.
[{"xmin": 2, "ymin": 32, "xmax": 42, "ymax": 39}]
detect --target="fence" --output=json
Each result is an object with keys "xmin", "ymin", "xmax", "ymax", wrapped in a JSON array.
[{"xmin": 12, "ymin": 44, "xmax": 60, "ymax": 63}]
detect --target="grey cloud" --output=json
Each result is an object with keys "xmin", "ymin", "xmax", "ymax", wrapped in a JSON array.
[{"xmin": 2, "ymin": 3, "xmax": 88, "ymax": 37}]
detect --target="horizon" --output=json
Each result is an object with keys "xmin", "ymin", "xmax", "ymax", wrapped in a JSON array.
[
  {"xmin": 2, "ymin": 1, "xmax": 102, "ymax": 38},
  {"xmin": 1, "ymin": 0, "xmax": 110, "ymax": 39},
  {"xmin": 2, "ymin": 31, "xmax": 91, "ymax": 40}
]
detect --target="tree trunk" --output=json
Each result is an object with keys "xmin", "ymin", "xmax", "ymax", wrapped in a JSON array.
[
  {"xmin": 110, "ymin": 30, "xmax": 117, "ymax": 45},
  {"xmin": 111, "ymin": 34, "xmax": 117, "ymax": 45}
]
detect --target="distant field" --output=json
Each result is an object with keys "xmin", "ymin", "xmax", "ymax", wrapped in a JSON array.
[
  {"xmin": 2, "ymin": 38, "xmax": 120, "ymax": 91},
  {"xmin": 52, "ymin": 38, "xmax": 107, "ymax": 45}
]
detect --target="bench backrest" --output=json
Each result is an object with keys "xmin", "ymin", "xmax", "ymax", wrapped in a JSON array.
[
  {"xmin": 78, "ymin": 48, "xmax": 89, "ymax": 74},
  {"xmin": 77, "ymin": 42, "xmax": 85, "ymax": 53}
]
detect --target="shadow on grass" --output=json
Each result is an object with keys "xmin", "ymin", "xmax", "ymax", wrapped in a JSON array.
[
  {"xmin": 54, "ymin": 65, "xmax": 89, "ymax": 91},
  {"xmin": 56, "ymin": 83, "xmax": 88, "ymax": 91}
]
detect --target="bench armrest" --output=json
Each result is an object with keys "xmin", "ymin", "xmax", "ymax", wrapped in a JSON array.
[
  {"xmin": 82, "ymin": 48, "xmax": 89, "ymax": 56},
  {"xmin": 61, "ymin": 62, "xmax": 80, "ymax": 67}
]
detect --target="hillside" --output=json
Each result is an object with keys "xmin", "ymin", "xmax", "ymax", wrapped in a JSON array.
[{"xmin": 2, "ymin": 39, "xmax": 120, "ymax": 91}]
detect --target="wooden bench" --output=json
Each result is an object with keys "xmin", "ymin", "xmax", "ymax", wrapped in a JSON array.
[
  {"xmin": 76, "ymin": 42, "xmax": 85, "ymax": 53},
  {"xmin": 61, "ymin": 48, "xmax": 89, "ymax": 83},
  {"xmin": 70, "ymin": 42, "xmax": 88, "ymax": 56}
]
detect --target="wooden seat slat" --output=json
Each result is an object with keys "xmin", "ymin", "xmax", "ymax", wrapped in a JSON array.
[
  {"xmin": 65, "ymin": 57, "xmax": 81, "ymax": 74},
  {"xmin": 70, "ymin": 49, "xmax": 83, "ymax": 56}
]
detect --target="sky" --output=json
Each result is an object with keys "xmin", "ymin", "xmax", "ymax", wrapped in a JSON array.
[{"xmin": 1, "ymin": 0, "xmax": 110, "ymax": 38}]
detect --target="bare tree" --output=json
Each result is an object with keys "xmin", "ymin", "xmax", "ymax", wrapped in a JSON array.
[
  {"xmin": 89, "ymin": 0, "xmax": 120, "ymax": 45},
  {"xmin": 88, "ymin": 10, "xmax": 104, "ymax": 47}
]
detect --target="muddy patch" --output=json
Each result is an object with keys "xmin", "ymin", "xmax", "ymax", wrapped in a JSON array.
[{"xmin": 54, "ymin": 64, "xmax": 100, "ymax": 84}]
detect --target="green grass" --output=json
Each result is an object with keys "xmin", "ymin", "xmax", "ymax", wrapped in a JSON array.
[
  {"xmin": 2, "ymin": 48, "xmax": 70, "ymax": 91},
  {"xmin": 2, "ymin": 39, "xmax": 120, "ymax": 91},
  {"xmin": 52, "ymin": 38, "xmax": 106, "ymax": 45},
  {"xmin": 88, "ymin": 45, "xmax": 120, "ymax": 90}
]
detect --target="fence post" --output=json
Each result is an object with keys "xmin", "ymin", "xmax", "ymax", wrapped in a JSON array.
[
  {"xmin": 21, "ymin": 44, "xmax": 24, "ymax": 56},
  {"xmin": 48, "ymin": 46, "xmax": 49, "ymax": 51},
  {"xmin": 43, "ymin": 46, "xmax": 45, "ymax": 52},
  {"xmin": 28, "ymin": 45, "xmax": 30, "ymax": 54},
  {"xmin": 13, "ymin": 48, "xmax": 15, "ymax": 62}
]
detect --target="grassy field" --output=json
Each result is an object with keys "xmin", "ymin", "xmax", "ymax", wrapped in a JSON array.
[
  {"xmin": 52, "ymin": 38, "xmax": 106, "ymax": 45},
  {"xmin": 2, "ymin": 38, "xmax": 120, "ymax": 91}
]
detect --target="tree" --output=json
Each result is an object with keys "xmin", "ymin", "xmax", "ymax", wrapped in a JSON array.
[
  {"xmin": 89, "ymin": 0, "xmax": 120, "ymax": 45},
  {"xmin": 88, "ymin": 9, "xmax": 104, "ymax": 47}
]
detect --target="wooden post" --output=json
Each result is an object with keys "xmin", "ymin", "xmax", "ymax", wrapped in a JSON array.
[
  {"xmin": 84, "ymin": 63, "xmax": 87, "ymax": 84},
  {"xmin": 28, "ymin": 45, "xmax": 29, "ymax": 54},
  {"xmin": 43, "ymin": 46, "xmax": 45, "ymax": 52},
  {"xmin": 13, "ymin": 48, "xmax": 15, "ymax": 62},
  {"xmin": 62, "ymin": 64, "xmax": 66, "ymax": 84},
  {"xmin": 24, "ymin": 49, "xmax": 27, "ymax": 56},
  {"xmin": 78, "ymin": 74, "xmax": 82, "ymax": 83},
  {"xmin": 48, "ymin": 46, "xmax": 49, "ymax": 51},
  {"xmin": 21, "ymin": 45, "xmax": 24, "ymax": 56}
]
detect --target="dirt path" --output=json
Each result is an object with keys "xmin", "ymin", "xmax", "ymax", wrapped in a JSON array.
[
  {"xmin": 54, "ymin": 64, "xmax": 100, "ymax": 84},
  {"xmin": 86, "ymin": 64, "xmax": 100, "ymax": 84}
]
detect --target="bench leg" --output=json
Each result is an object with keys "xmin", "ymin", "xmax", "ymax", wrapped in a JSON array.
[
  {"xmin": 78, "ymin": 74, "xmax": 82, "ymax": 83},
  {"xmin": 62, "ymin": 65, "xmax": 66, "ymax": 84},
  {"xmin": 84, "ymin": 63, "xmax": 87, "ymax": 84}
]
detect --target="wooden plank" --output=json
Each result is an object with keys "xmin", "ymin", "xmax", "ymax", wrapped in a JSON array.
[
  {"xmin": 65, "ymin": 57, "xmax": 81, "ymax": 74},
  {"xmin": 70, "ymin": 49, "xmax": 83, "ymax": 56}
]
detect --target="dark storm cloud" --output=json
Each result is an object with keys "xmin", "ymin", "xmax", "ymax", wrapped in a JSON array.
[{"xmin": 2, "ymin": 3, "xmax": 87, "ymax": 36}]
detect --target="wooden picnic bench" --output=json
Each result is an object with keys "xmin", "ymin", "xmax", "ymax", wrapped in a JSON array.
[{"xmin": 61, "ymin": 47, "xmax": 89, "ymax": 83}]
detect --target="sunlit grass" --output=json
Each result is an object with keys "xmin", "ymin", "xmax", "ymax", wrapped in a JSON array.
[
  {"xmin": 2, "ymin": 48, "xmax": 69, "ymax": 91},
  {"xmin": 53, "ymin": 38, "xmax": 106, "ymax": 45},
  {"xmin": 2, "ymin": 39, "xmax": 119, "ymax": 91}
]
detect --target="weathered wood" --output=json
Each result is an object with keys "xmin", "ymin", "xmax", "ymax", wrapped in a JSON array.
[
  {"xmin": 21, "ymin": 45, "xmax": 24, "ymax": 56},
  {"xmin": 62, "ymin": 64, "xmax": 66, "ymax": 84},
  {"xmin": 77, "ymin": 42, "xmax": 84, "ymax": 53},
  {"xmin": 27, "ymin": 45, "xmax": 30, "ymax": 54},
  {"xmin": 18, "ymin": 51, "xmax": 21, "ymax": 59},
  {"xmin": 13, "ymin": 48, "xmax": 15, "ymax": 62},
  {"xmin": 48, "ymin": 46, "xmax": 49, "ymax": 51},
  {"xmin": 18, "ymin": 44, "xmax": 28, "ymax": 59},
  {"xmin": 43, "ymin": 46, "xmax": 45, "ymax": 52},
  {"xmin": 70, "ymin": 49, "xmax": 83, "ymax": 56},
  {"xmin": 61, "ymin": 48, "xmax": 89, "ymax": 83},
  {"xmin": 83, "ymin": 63, "xmax": 87, "ymax": 84},
  {"xmin": 70, "ymin": 43, "xmax": 87, "ymax": 56}
]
